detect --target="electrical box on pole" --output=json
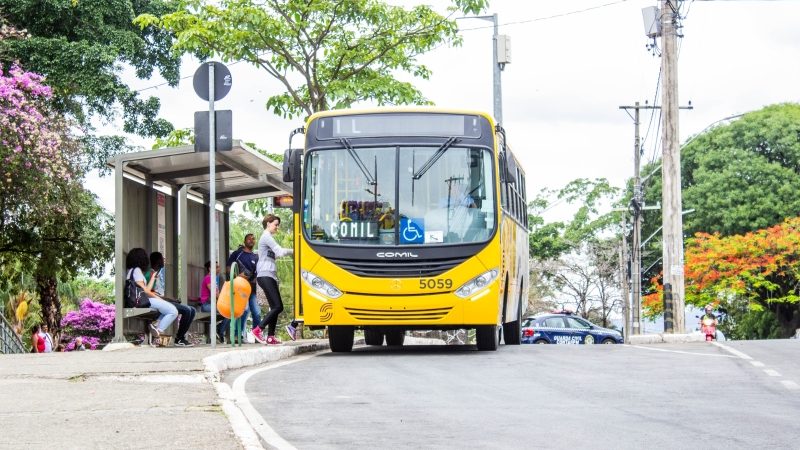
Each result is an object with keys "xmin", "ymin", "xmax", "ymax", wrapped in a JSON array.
[
  {"xmin": 642, "ymin": 6, "xmax": 661, "ymax": 38},
  {"xmin": 496, "ymin": 35, "xmax": 511, "ymax": 65}
]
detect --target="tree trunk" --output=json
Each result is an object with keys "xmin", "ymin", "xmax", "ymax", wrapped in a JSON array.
[
  {"xmin": 772, "ymin": 303, "xmax": 800, "ymax": 338},
  {"xmin": 36, "ymin": 274, "xmax": 62, "ymax": 334}
]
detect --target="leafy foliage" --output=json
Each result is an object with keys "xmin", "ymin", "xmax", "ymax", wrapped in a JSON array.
[
  {"xmin": 642, "ymin": 103, "xmax": 800, "ymax": 239},
  {"xmin": 0, "ymin": 65, "xmax": 113, "ymax": 332},
  {"xmin": 136, "ymin": 0, "xmax": 487, "ymax": 118},
  {"xmin": 0, "ymin": 0, "xmax": 182, "ymax": 149},
  {"xmin": 60, "ymin": 298, "xmax": 115, "ymax": 350},
  {"xmin": 528, "ymin": 178, "xmax": 619, "ymax": 261},
  {"xmin": 644, "ymin": 217, "xmax": 800, "ymax": 337}
]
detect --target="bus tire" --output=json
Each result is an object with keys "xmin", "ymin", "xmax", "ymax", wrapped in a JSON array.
[
  {"xmin": 385, "ymin": 330, "xmax": 405, "ymax": 346},
  {"xmin": 364, "ymin": 328, "xmax": 384, "ymax": 346},
  {"xmin": 328, "ymin": 326, "xmax": 354, "ymax": 352},
  {"xmin": 502, "ymin": 296, "xmax": 523, "ymax": 345},
  {"xmin": 476, "ymin": 325, "xmax": 499, "ymax": 351}
]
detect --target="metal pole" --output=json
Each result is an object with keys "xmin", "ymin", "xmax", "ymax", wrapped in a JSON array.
[
  {"xmin": 208, "ymin": 63, "xmax": 218, "ymax": 348},
  {"xmin": 491, "ymin": 13, "xmax": 503, "ymax": 124},
  {"xmin": 113, "ymin": 157, "xmax": 125, "ymax": 343},
  {"xmin": 456, "ymin": 15, "xmax": 504, "ymax": 124}
]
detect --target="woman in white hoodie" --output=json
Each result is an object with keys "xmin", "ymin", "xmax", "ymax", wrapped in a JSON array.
[{"xmin": 251, "ymin": 214, "xmax": 296, "ymax": 345}]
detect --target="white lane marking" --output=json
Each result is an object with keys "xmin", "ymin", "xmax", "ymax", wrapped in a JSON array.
[
  {"xmin": 231, "ymin": 352, "xmax": 321, "ymax": 450},
  {"xmin": 712, "ymin": 342, "xmax": 753, "ymax": 360},
  {"xmin": 780, "ymin": 380, "xmax": 800, "ymax": 391},
  {"xmin": 749, "ymin": 361, "xmax": 765, "ymax": 368},
  {"xmin": 629, "ymin": 345, "xmax": 736, "ymax": 357},
  {"xmin": 764, "ymin": 369, "xmax": 782, "ymax": 377}
]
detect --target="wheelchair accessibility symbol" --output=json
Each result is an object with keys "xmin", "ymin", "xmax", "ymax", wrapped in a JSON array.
[{"xmin": 400, "ymin": 218, "xmax": 424, "ymax": 244}]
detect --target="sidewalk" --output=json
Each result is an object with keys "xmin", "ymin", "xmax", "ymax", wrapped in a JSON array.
[{"xmin": 0, "ymin": 340, "xmax": 328, "ymax": 449}]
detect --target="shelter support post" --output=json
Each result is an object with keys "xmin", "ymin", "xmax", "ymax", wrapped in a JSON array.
[
  {"xmin": 178, "ymin": 186, "xmax": 189, "ymax": 306},
  {"xmin": 113, "ymin": 158, "xmax": 126, "ymax": 343}
]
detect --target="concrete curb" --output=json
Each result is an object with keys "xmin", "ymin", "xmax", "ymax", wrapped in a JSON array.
[
  {"xmin": 202, "ymin": 341, "xmax": 330, "ymax": 381},
  {"xmin": 629, "ymin": 333, "xmax": 705, "ymax": 344}
]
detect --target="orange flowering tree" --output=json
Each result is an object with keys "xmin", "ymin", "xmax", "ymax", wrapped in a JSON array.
[{"xmin": 645, "ymin": 217, "xmax": 800, "ymax": 337}]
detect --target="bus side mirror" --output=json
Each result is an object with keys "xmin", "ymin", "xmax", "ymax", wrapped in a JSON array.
[
  {"xmin": 282, "ymin": 148, "xmax": 300, "ymax": 182},
  {"xmin": 505, "ymin": 153, "xmax": 517, "ymax": 185}
]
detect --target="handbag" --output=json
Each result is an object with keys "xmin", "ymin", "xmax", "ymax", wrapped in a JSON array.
[{"xmin": 124, "ymin": 270, "xmax": 151, "ymax": 308}]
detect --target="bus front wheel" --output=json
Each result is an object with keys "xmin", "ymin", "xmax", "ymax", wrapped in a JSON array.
[
  {"xmin": 476, "ymin": 325, "xmax": 499, "ymax": 351},
  {"xmin": 329, "ymin": 326, "xmax": 355, "ymax": 352}
]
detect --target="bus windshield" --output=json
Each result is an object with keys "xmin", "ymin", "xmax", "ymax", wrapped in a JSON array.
[{"xmin": 303, "ymin": 145, "xmax": 496, "ymax": 246}]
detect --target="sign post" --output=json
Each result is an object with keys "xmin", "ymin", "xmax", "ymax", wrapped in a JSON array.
[{"xmin": 193, "ymin": 61, "xmax": 232, "ymax": 347}]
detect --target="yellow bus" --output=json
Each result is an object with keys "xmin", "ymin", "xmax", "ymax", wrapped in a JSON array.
[{"xmin": 282, "ymin": 108, "xmax": 529, "ymax": 351}]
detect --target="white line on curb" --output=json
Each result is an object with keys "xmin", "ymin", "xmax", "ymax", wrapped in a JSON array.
[
  {"xmin": 763, "ymin": 369, "xmax": 781, "ymax": 377},
  {"xmin": 212, "ymin": 381, "xmax": 266, "ymax": 450},
  {"xmin": 230, "ymin": 352, "xmax": 321, "ymax": 450},
  {"xmin": 749, "ymin": 361, "xmax": 765, "ymax": 367}
]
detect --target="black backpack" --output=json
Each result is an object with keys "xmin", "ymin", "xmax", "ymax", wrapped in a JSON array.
[{"xmin": 124, "ymin": 270, "xmax": 151, "ymax": 308}]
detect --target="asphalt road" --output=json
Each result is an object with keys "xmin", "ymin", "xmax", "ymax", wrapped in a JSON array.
[{"xmin": 241, "ymin": 340, "xmax": 799, "ymax": 449}]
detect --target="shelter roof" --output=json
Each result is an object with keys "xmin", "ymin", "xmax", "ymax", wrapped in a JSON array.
[{"xmin": 108, "ymin": 140, "xmax": 291, "ymax": 204}]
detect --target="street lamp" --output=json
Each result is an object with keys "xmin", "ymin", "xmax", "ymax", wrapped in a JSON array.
[{"xmin": 456, "ymin": 14, "xmax": 510, "ymax": 124}]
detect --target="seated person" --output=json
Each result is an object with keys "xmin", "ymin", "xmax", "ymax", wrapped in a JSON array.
[
  {"xmin": 126, "ymin": 248, "xmax": 178, "ymax": 347},
  {"xmin": 200, "ymin": 260, "xmax": 230, "ymax": 343},
  {"xmin": 145, "ymin": 251, "xmax": 196, "ymax": 347}
]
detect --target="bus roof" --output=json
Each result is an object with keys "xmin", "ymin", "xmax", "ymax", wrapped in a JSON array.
[{"xmin": 305, "ymin": 106, "xmax": 496, "ymax": 128}]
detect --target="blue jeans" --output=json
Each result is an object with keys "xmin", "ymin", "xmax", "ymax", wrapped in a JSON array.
[
  {"xmin": 237, "ymin": 292, "xmax": 260, "ymax": 333},
  {"xmin": 148, "ymin": 297, "xmax": 178, "ymax": 332}
]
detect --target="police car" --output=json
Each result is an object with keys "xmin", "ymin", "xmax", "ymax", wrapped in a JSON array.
[{"xmin": 521, "ymin": 312, "xmax": 623, "ymax": 345}]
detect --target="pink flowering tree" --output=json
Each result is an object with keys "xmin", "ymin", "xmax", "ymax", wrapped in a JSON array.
[
  {"xmin": 60, "ymin": 298, "xmax": 115, "ymax": 350},
  {"xmin": 0, "ymin": 65, "xmax": 113, "ymax": 334}
]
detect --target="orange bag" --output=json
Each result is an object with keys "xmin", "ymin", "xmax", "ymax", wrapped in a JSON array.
[{"xmin": 217, "ymin": 277, "xmax": 251, "ymax": 319}]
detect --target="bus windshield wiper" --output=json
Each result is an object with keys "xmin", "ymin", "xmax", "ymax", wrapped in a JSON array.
[
  {"xmin": 340, "ymin": 138, "xmax": 376, "ymax": 185},
  {"xmin": 413, "ymin": 136, "xmax": 460, "ymax": 180}
]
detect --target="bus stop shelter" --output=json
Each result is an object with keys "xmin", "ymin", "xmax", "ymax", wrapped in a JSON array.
[{"xmin": 108, "ymin": 140, "xmax": 291, "ymax": 342}]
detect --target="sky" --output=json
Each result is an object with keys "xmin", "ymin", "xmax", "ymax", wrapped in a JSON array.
[{"xmin": 86, "ymin": 0, "xmax": 800, "ymax": 219}]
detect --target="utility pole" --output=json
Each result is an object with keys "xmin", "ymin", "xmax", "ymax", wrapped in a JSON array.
[
  {"xmin": 620, "ymin": 100, "xmax": 690, "ymax": 335},
  {"xmin": 620, "ymin": 102, "xmax": 655, "ymax": 334},
  {"xmin": 619, "ymin": 215, "xmax": 630, "ymax": 344},
  {"xmin": 661, "ymin": 0, "xmax": 684, "ymax": 333}
]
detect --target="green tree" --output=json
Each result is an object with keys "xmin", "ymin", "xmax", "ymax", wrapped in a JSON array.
[
  {"xmin": 642, "ymin": 103, "xmax": 800, "ymax": 239},
  {"xmin": 639, "ymin": 103, "xmax": 800, "ymax": 327},
  {"xmin": 527, "ymin": 178, "xmax": 620, "ymax": 317},
  {"xmin": 136, "ymin": 0, "xmax": 487, "ymax": 119},
  {"xmin": 0, "ymin": 66, "xmax": 113, "ymax": 333},
  {"xmin": 528, "ymin": 178, "xmax": 619, "ymax": 261},
  {"xmin": 0, "ymin": 0, "xmax": 182, "ymax": 164}
]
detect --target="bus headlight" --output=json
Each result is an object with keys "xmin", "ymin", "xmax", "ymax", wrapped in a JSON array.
[
  {"xmin": 454, "ymin": 269, "xmax": 498, "ymax": 298},
  {"xmin": 301, "ymin": 270, "xmax": 343, "ymax": 299}
]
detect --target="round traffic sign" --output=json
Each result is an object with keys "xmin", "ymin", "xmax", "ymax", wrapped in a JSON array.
[{"xmin": 193, "ymin": 61, "xmax": 232, "ymax": 101}]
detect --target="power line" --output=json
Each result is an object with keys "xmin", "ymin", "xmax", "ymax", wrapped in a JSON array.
[{"xmin": 459, "ymin": 0, "xmax": 630, "ymax": 31}]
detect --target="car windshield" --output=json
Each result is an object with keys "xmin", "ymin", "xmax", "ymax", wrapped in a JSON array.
[{"xmin": 303, "ymin": 145, "xmax": 496, "ymax": 246}]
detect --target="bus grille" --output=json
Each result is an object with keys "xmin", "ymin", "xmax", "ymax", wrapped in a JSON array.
[
  {"xmin": 345, "ymin": 307, "xmax": 452, "ymax": 321},
  {"xmin": 328, "ymin": 256, "xmax": 467, "ymax": 278}
]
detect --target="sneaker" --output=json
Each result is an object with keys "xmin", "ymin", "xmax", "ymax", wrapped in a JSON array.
[
  {"xmin": 252, "ymin": 327, "xmax": 266, "ymax": 344},
  {"xmin": 174, "ymin": 338, "xmax": 194, "ymax": 347},
  {"xmin": 285, "ymin": 324, "xmax": 297, "ymax": 341},
  {"xmin": 148, "ymin": 323, "xmax": 161, "ymax": 347},
  {"xmin": 266, "ymin": 336, "xmax": 282, "ymax": 345}
]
